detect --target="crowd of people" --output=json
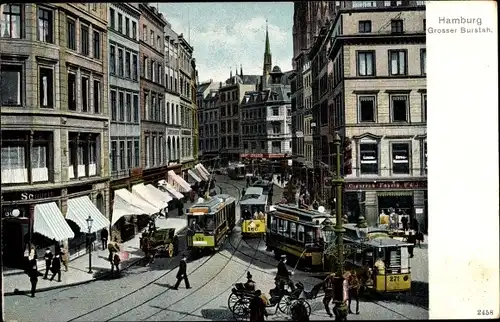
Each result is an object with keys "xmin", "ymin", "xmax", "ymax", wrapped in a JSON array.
[{"xmin": 26, "ymin": 244, "xmax": 69, "ymax": 297}]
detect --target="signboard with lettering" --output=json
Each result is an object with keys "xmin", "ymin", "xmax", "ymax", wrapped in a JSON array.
[
  {"xmin": 345, "ymin": 181, "xmax": 427, "ymax": 190},
  {"xmin": 240, "ymin": 153, "xmax": 289, "ymax": 159},
  {"xmin": 2, "ymin": 205, "xmax": 29, "ymax": 219},
  {"xmin": 1, "ymin": 189, "xmax": 60, "ymax": 202}
]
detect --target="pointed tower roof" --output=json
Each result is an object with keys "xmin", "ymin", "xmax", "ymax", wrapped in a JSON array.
[
  {"xmin": 240, "ymin": 64, "xmax": 243, "ymax": 77},
  {"xmin": 265, "ymin": 19, "xmax": 271, "ymax": 55}
]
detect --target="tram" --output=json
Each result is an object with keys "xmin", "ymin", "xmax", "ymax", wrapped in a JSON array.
[
  {"xmin": 250, "ymin": 179, "xmax": 273, "ymax": 196},
  {"xmin": 186, "ymin": 194, "xmax": 237, "ymax": 254},
  {"xmin": 342, "ymin": 224, "xmax": 413, "ymax": 293},
  {"xmin": 240, "ymin": 187, "xmax": 268, "ymax": 237},
  {"xmin": 265, "ymin": 204, "xmax": 334, "ymax": 269},
  {"xmin": 227, "ymin": 163, "xmax": 246, "ymax": 180}
]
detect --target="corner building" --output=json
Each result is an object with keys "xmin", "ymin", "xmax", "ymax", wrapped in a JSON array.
[
  {"xmin": 1, "ymin": 3, "xmax": 110, "ymax": 264},
  {"xmin": 328, "ymin": 1, "xmax": 427, "ymax": 230}
]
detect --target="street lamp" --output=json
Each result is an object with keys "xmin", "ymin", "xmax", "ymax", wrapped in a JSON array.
[
  {"xmin": 310, "ymin": 122, "xmax": 317, "ymax": 201},
  {"xmin": 321, "ymin": 217, "xmax": 335, "ymax": 244},
  {"xmin": 86, "ymin": 215, "xmax": 94, "ymax": 274}
]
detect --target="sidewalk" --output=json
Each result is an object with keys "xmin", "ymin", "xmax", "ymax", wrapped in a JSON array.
[{"xmin": 3, "ymin": 207, "xmax": 189, "ymax": 296}]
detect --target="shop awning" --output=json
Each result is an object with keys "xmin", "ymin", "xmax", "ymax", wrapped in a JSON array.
[
  {"xmin": 158, "ymin": 182, "xmax": 184, "ymax": 199},
  {"xmin": 145, "ymin": 184, "xmax": 173, "ymax": 203},
  {"xmin": 188, "ymin": 169, "xmax": 202, "ymax": 183},
  {"xmin": 168, "ymin": 170, "xmax": 192, "ymax": 193},
  {"xmin": 377, "ymin": 191, "xmax": 414, "ymax": 197},
  {"xmin": 66, "ymin": 196, "xmax": 110, "ymax": 233},
  {"xmin": 195, "ymin": 163, "xmax": 210, "ymax": 178},
  {"xmin": 132, "ymin": 183, "xmax": 169, "ymax": 211},
  {"xmin": 34, "ymin": 202, "xmax": 75, "ymax": 242},
  {"xmin": 193, "ymin": 166, "xmax": 209, "ymax": 181},
  {"xmin": 111, "ymin": 188, "xmax": 158, "ymax": 226}
]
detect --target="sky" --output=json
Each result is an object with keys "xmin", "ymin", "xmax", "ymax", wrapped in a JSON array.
[{"xmin": 159, "ymin": 2, "xmax": 294, "ymax": 83}]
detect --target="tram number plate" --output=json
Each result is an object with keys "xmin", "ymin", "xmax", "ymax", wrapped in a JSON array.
[
  {"xmin": 389, "ymin": 276, "xmax": 400, "ymax": 282},
  {"xmin": 247, "ymin": 227, "xmax": 255, "ymax": 232},
  {"xmin": 195, "ymin": 236, "xmax": 204, "ymax": 241}
]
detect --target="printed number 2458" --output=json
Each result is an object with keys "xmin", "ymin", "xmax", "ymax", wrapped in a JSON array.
[{"xmin": 477, "ymin": 310, "xmax": 493, "ymax": 316}]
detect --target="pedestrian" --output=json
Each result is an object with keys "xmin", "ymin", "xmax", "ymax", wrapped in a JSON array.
[
  {"xmin": 249, "ymin": 289, "xmax": 268, "ymax": 322},
  {"xmin": 28, "ymin": 255, "xmax": 39, "ymax": 297},
  {"xmin": 101, "ymin": 228, "xmax": 109, "ymax": 250},
  {"xmin": 60, "ymin": 246, "xmax": 69, "ymax": 272},
  {"xmin": 312, "ymin": 200, "xmax": 319, "ymax": 210},
  {"xmin": 407, "ymin": 232, "xmax": 416, "ymax": 258},
  {"xmin": 401, "ymin": 213, "xmax": 409, "ymax": 231},
  {"xmin": 172, "ymin": 256, "xmax": 191, "ymax": 290},
  {"xmin": 177, "ymin": 199, "xmax": 184, "ymax": 216},
  {"xmin": 322, "ymin": 272, "xmax": 335, "ymax": 317},
  {"xmin": 43, "ymin": 248, "xmax": 53, "ymax": 279},
  {"xmin": 241, "ymin": 188, "xmax": 246, "ymax": 198},
  {"xmin": 112, "ymin": 252, "xmax": 121, "ymax": 274},
  {"xmin": 49, "ymin": 253, "xmax": 62, "ymax": 282},
  {"xmin": 348, "ymin": 271, "xmax": 360, "ymax": 314},
  {"xmin": 275, "ymin": 255, "xmax": 294, "ymax": 291}
]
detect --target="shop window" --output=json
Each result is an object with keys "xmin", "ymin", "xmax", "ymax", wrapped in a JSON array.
[
  {"xmin": 359, "ymin": 142, "xmax": 379, "ymax": 174},
  {"xmin": 392, "ymin": 142, "xmax": 410, "ymax": 174}
]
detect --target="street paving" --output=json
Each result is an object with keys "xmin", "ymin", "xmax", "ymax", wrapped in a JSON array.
[{"xmin": 4, "ymin": 178, "xmax": 428, "ymax": 321}]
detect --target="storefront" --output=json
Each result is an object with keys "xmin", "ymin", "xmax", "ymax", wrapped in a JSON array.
[
  {"xmin": 1, "ymin": 181, "xmax": 109, "ymax": 267},
  {"xmin": 344, "ymin": 180, "xmax": 427, "ymax": 230}
]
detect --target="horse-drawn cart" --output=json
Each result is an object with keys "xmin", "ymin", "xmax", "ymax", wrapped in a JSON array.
[
  {"xmin": 228, "ymin": 283, "xmax": 312, "ymax": 321},
  {"xmin": 140, "ymin": 228, "xmax": 179, "ymax": 262}
]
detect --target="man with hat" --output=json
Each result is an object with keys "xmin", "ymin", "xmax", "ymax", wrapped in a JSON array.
[
  {"xmin": 172, "ymin": 255, "xmax": 191, "ymax": 290},
  {"xmin": 275, "ymin": 255, "xmax": 294, "ymax": 291}
]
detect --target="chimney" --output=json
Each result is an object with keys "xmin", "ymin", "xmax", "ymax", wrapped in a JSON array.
[{"xmin": 219, "ymin": 81, "xmax": 222, "ymax": 88}]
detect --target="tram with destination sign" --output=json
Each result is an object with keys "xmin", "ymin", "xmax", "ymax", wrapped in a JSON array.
[
  {"xmin": 186, "ymin": 194, "xmax": 237, "ymax": 254},
  {"xmin": 228, "ymin": 163, "xmax": 246, "ymax": 180},
  {"xmin": 240, "ymin": 187, "xmax": 268, "ymax": 237}
]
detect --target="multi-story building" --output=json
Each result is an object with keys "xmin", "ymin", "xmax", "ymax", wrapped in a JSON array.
[
  {"xmin": 326, "ymin": 1, "xmax": 427, "ymax": 229},
  {"xmin": 1, "ymin": 3, "xmax": 109, "ymax": 265},
  {"xmin": 196, "ymin": 80, "xmax": 220, "ymax": 167},
  {"xmin": 139, "ymin": 4, "xmax": 167, "ymax": 185},
  {"xmin": 217, "ymin": 79, "xmax": 255, "ymax": 165},
  {"xmin": 177, "ymin": 34, "xmax": 197, "ymax": 176},
  {"xmin": 191, "ymin": 59, "xmax": 199, "ymax": 165},
  {"xmin": 108, "ymin": 3, "xmax": 142, "ymax": 202},
  {"xmin": 164, "ymin": 20, "xmax": 183, "ymax": 177}
]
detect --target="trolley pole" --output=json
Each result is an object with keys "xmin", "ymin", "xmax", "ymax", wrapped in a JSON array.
[{"xmin": 332, "ymin": 133, "xmax": 347, "ymax": 321}]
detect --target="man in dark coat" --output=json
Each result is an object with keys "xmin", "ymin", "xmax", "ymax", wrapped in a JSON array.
[
  {"xmin": 401, "ymin": 214, "xmax": 409, "ymax": 231},
  {"xmin": 275, "ymin": 255, "xmax": 294, "ymax": 291},
  {"xmin": 249, "ymin": 290, "xmax": 267, "ymax": 322},
  {"xmin": 177, "ymin": 199, "xmax": 184, "ymax": 216},
  {"xmin": 28, "ymin": 255, "xmax": 39, "ymax": 297},
  {"xmin": 43, "ymin": 248, "xmax": 53, "ymax": 279},
  {"xmin": 50, "ymin": 254, "xmax": 62, "ymax": 282},
  {"xmin": 172, "ymin": 256, "xmax": 191, "ymax": 290},
  {"xmin": 322, "ymin": 273, "xmax": 336, "ymax": 317},
  {"xmin": 101, "ymin": 228, "xmax": 109, "ymax": 250}
]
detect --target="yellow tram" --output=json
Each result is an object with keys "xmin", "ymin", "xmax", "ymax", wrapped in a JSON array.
[
  {"xmin": 240, "ymin": 187, "xmax": 268, "ymax": 237},
  {"xmin": 342, "ymin": 224, "xmax": 413, "ymax": 293},
  {"xmin": 186, "ymin": 194, "xmax": 237, "ymax": 253}
]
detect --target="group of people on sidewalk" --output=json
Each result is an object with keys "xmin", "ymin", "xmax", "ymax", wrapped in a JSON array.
[{"xmin": 26, "ymin": 244, "xmax": 68, "ymax": 297}]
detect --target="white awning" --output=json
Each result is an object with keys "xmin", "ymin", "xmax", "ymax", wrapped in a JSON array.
[
  {"xmin": 168, "ymin": 170, "xmax": 192, "ymax": 193},
  {"xmin": 193, "ymin": 167, "xmax": 209, "ymax": 181},
  {"xmin": 145, "ymin": 184, "xmax": 173, "ymax": 203},
  {"xmin": 158, "ymin": 182, "xmax": 184, "ymax": 199},
  {"xmin": 34, "ymin": 202, "xmax": 75, "ymax": 242},
  {"xmin": 111, "ymin": 188, "xmax": 158, "ymax": 226},
  {"xmin": 132, "ymin": 184, "xmax": 168, "ymax": 211},
  {"xmin": 66, "ymin": 196, "xmax": 110, "ymax": 233},
  {"xmin": 188, "ymin": 169, "xmax": 202, "ymax": 183},
  {"xmin": 196, "ymin": 163, "xmax": 211, "ymax": 177}
]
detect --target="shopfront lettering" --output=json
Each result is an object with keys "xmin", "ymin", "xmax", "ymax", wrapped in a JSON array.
[
  {"xmin": 345, "ymin": 181, "xmax": 427, "ymax": 190},
  {"xmin": 1, "ymin": 189, "xmax": 59, "ymax": 202}
]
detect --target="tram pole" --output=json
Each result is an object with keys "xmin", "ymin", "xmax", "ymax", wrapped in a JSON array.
[{"xmin": 332, "ymin": 132, "xmax": 347, "ymax": 321}]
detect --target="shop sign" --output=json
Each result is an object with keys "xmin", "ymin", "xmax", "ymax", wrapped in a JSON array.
[
  {"xmin": 1, "ymin": 189, "xmax": 59, "ymax": 202},
  {"xmin": 345, "ymin": 181, "xmax": 427, "ymax": 190},
  {"xmin": 2, "ymin": 205, "xmax": 29, "ymax": 218}
]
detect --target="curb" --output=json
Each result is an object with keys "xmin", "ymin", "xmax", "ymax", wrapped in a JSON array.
[{"xmin": 4, "ymin": 256, "xmax": 143, "ymax": 296}]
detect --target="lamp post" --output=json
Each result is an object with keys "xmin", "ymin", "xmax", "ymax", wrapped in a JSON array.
[
  {"xmin": 86, "ymin": 215, "xmax": 94, "ymax": 274},
  {"xmin": 310, "ymin": 122, "xmax": 316, "ymax": 201},
  {"xmin": 332, "ymin": 133, "xmax": 347, "ymax": 321}
]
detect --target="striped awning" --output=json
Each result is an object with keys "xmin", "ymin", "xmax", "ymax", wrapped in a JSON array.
[
  {"xmin": 66, "ymin": 196, "xmax": 111, "ymax": 234},
  {"xmin": 188, "ymin": 169, "xmax": 202, "ymax": 183},
  {"xmin": 145, "ymin": 184, "xmax": 173, "ymax": 203},
  {"xmin": 377, "ymin": 191, "xmax": 414, "ymax": 197},
  {"xmin": 193, "ymin": 166, "xmax": 209, "ymax": 181},
  {"xmin": 168, "ymin": 170, "xmax": 191, "ymax": 193},
  {"xmin": 34, "ymin": 202, "xmax": 75, "ymax": 242},
  {"xmin": 132, "ymin": 184, "xmax": 169, "ymax": 211},
  {"xmin": 158, "ymin": 182, "xmax": 184, "ymax": 199},
  {"xmin": 195, "ymin": 163, "xmax": 210, "ymax": 178}
]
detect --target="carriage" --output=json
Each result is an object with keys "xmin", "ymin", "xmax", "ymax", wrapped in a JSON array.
[
  {"xmin": 227, "ymin": 282, "xmax": 312, "ymax": 321},
  {"xmin": 139, "ymin": 228, "xmax": 179, "ymax": 261}
]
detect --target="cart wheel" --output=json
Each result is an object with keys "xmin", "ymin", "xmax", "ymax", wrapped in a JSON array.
[
  {"xmin": 232, "ymin": 299, "xmax": 250, "ymax": 321},
  {"xmin": 167, "ymin": 243, "xmax": 174, "ymax": 258},
  {"xmin": 278, "ymin": 295, "xmax": 293, "ymax": 315},
  {"xmin": 227, "ymin": 293, "xmax": 239, "ymax": 311},
  {"xmin": 303, "ymin": 300, "xmax": 312, "ymax": 316}
]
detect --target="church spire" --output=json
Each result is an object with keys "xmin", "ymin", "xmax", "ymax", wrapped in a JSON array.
[
  {"xmin": 240, "ymin": 64, "xmax": 243, "ymax": 77},
  {"xmin": 230, "ymin": 67, "xmax": 232, "ymax": 78},
  {"xmin": 263, "ymin": 19, "xmax": 272, "ymax": 76}
]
